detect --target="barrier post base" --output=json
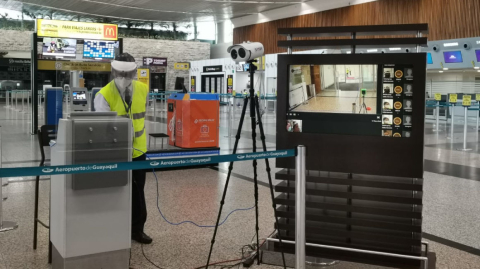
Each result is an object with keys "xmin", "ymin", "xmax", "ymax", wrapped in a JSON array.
[{"xmin": 0, "ymin": 221, "xmax": 18, "ymax": 232}]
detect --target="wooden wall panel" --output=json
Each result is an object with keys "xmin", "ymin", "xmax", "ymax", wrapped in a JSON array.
[{"xmin": 234, "ymin": 0, "xmax": 480, "ymax": 54}]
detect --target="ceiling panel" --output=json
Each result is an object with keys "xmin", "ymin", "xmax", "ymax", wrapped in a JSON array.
[{"xmin": 4, "ymin": 0, "xmax": 308, "ymax": 22}]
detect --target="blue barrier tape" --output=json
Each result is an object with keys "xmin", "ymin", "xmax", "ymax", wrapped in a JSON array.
[{"xmin": 0, "ymin": 149, "xmax": 295, "ymax": 178}]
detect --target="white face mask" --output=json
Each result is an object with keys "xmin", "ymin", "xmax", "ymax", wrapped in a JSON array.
[{"xmin": 114, "ymin": 77, "xmax": 133, "ymax": 93}]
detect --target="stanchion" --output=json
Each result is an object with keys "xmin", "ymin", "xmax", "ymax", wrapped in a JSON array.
[
  {"xmin": 448, "ymin": 104, "xmax": 455, "ymax": 140},
  {"xmin": 22, "ymin": 90, "xmax": 25, "ymax": 113},
  {"xmin": 5, "ymin": 90, "xmax": 9, "ymax": 108},
  {"xmin": 153, "ymin": 93, "xmax": 157, "ymax": 118},
  {"xmin": 457, "ymin": 106, "xmax": 472, "ymax": 151},
  {"xmin": 433, "ymin": 101, "xmax": 442, "ymax": 132},
  {"xmin": 296, "ymin": 145, "xmax": 306, "ymax": 269},
  {"xmin": 15, "ymin": 90, "xmax": 18, "ymax": 111},
  {"xmin": 225, "ymin": 95, "xmax": 234, "ymax": 138},
  {"xmin": 0, "ymin": 126, "xmax": 18, "ymax": 233},
  {"xmin": 27, "ymin": 91, "xmax": 30, "ymax": 116}
]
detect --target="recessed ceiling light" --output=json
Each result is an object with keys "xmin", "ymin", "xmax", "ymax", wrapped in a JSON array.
[
  {"xmin": 367, "ymin": 49, "xmax": 378, "ymax": 53},
  {"xmin": 389, "ymin": 48, "xmax": 401, "ymax": 51},
  {"xmin": 443, "ymin": 68, "xmax": 449, "ymax": 70},
  {"xmin": 474, "ymin": 67, "xmax": 479, "ymax": 70},
  {"xmin": 439, "ymin": 71, "xmax": 444, "ymax": 73}
]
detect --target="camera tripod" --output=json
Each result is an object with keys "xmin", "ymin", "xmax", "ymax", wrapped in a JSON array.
[
  {"xmin": 205, "ymin": 60, "xmax": 287, "ymax": 269},
  {"xmin": 359, "ymin": 94, "xmax": 368, "ymax": 114}
]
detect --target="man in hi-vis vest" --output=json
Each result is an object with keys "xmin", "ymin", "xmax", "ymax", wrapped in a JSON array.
[{"xmin": 94, "ymin": 53, "xmax": 152, "ymax": 244}]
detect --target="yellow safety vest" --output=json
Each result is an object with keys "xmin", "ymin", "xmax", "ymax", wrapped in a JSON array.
[{"xmin": 98, "ymin": 80, "xmax": 148, "ymax": 158}]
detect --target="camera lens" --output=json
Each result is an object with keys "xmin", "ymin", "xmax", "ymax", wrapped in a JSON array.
[
  {"xmin": 239, "ymin": 48, "xmax": 246, "ymax": 58},
  {"xmin": 230, "ymin": 49, "xmax": 238, "ymax": 60}
]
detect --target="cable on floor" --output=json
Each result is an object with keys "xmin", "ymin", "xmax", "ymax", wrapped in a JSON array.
[{"xmin": 133, "ymin": 148, "xmax": 255, "ymax": 228}]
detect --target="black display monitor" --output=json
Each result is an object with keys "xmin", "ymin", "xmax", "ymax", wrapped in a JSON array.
[
  {"xmin": 277, "ymin": 53, "xmax": 426, "ymax": 178},
  {"xmin": 174, "ymin": 77, "xmax": 185, "ymax": 90},
  {"xmin": 287, "ymin": 64, "xmax": 413, "ymax": 137}
]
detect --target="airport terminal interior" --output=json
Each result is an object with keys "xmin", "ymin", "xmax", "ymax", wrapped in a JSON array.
[{"xmin": 0, "ymin": 0, "xmax": 480, "ymax": 269}]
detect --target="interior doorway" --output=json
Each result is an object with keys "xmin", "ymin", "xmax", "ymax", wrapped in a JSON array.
[
  {"xmin": 201, "ymin": 74, "xmax": 224, "ymax": 94},
  {"xmin": 151, "ymin": 73, "xmax": 166, "ymax": 91}
]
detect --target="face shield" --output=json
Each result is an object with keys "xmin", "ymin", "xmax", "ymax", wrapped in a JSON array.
[{"xmin": 111, "ymin": 60, "xmax": 137, "ymax": 92}]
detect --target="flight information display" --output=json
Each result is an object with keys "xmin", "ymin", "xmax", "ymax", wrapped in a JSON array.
[{"xmin": 83, "ymin": 40, "xmax": 119, "ymax": 59}]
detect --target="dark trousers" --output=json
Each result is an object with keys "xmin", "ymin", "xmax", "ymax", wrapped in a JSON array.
[{"xmin": 132, "ymin": 154, "xmax": 147, "ymax": 234}]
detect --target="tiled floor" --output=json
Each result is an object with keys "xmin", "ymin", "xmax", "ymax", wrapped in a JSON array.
[{"xmin": 0, "ymin": 102, "xmax": 480, "ymax": 268}]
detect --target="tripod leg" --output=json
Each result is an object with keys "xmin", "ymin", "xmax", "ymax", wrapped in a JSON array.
[
  {"xmin": 249, "ymin": 93, "xmax": 260, "ymax": 265},
  {"xmin": 205, "ymin": 97, "xmax": 249, "ymax": 269},
  {"xmin": 254, "ymin": 96, "xmax": 287, "ymax": 269}
]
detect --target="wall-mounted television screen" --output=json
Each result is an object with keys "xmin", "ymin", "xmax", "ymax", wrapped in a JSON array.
[
  {"xmin": 427, "ymin": 53, "xmax": 433, "ymax": 64},
  {"xmin": 42, "ymin": 38, "xmax": 77, "ymax": 57},
  {"xmin": 83, "ymin": 40, "xmax": 119, "ymax": 59},
  {"xmin": 443, "ymin": 51, "xmax": 463, "ymax": 63},
  {"xmin": 476, "ymin": 50, "xmax": 480, "ymax": 62}
]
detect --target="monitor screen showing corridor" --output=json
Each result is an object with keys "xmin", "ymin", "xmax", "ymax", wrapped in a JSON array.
[{"xmin": 288, "ymin": 65, "xmax": 379, "ymax": 114}]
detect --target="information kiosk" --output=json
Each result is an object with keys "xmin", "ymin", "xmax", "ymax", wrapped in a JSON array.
[
  {"xmin": 70, "ymin": 88, "xmax": 89, "ymax": 112},
  {"xmin": 50, "ymin": 112, "xmax": 131, "ymax": 269}
]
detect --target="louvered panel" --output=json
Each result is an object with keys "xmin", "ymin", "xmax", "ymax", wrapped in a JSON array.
[{"xmin": 273, "ymin": 169, "xmax": 423, "ymax": 266}]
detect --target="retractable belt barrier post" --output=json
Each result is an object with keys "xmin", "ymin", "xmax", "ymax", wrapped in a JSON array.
[
  {"xmin": 295, "ymin": 145, "xmax": 306, "ymax": 269},
  {"xmin": 458, "ymin": 95, "xmax": 472, "ymax": 151}
]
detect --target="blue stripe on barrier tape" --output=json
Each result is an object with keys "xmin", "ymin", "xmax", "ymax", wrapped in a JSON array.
[{"xmin": 0, "ymin": 149, "xmax": 295, "ymax": 178}]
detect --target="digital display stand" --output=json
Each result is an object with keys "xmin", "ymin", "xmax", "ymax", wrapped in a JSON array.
[{"xmin": 272, "ymin": 23, "xmax": 429, "ymax": 269}]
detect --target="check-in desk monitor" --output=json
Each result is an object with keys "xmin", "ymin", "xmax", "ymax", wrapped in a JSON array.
[{"xmin": 70, "ymin": 88, "xmax": 88, "ymax": 111}]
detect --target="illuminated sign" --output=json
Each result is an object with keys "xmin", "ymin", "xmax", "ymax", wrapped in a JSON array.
[
  {"xmin": 37, "ymin": 19, "xmax": 118, "ymax": 41},
  {"xmin": 38, "ymin": 60, "xmax": 111, "ymax": 71}
]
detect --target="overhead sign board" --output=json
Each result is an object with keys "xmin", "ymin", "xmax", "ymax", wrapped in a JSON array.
[
  {"xmin": 38, "ymin": 60, "xmax": 111, "ymax": 72},
  {"xmin": 203, "ymin": 65, "xmax": 223, "ymax": 73},
  {"xmin": 37, "ymin": 19, "xmax": 118, "ymax": 41},
  {"xmin": 143, "ymin": 57, "xmax": 167, "ymax": 66}
]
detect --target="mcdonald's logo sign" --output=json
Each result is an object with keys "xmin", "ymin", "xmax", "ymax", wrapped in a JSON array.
[{"xmin": 104, "ymin": 25, "xmax": 118, "ymax": 39}]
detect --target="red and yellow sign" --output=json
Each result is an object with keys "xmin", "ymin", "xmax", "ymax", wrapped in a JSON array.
[{"xmin": 37, "ymin": 19, "xmax": 118, "ymax": 40}]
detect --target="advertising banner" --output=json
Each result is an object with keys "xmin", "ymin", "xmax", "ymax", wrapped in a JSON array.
[
  {"xmin": 37, "ymin": 19, "xmax": 118, "ymax": 40},
  {"xmin": 191, "ymin": 76, "xmax": 196, "ymax": 92},
  {"xmin": 38, "ymin": 60, "xmax": 111, "ymax": 72},
  {"xmin": 143, "ymin": 57, "xmax": 167, "ymax": 66},
  {"xmin": 137, "ymin": 68, "xmax": 150, "ymax": 90},
  {"xmin": 227, "ymin": 75, "xmax": 233, "ymax": 93}
]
